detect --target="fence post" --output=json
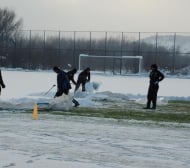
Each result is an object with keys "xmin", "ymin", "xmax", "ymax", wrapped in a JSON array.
[
  {"xmin": 138, "ymin": 32, "xmax": 141, "ymax": 56},
  {"xmin": 29, "ymin": 30, "xmax": 32, "ymax": 69},
  {"xmin": 89, "ymin": 31, "xmax": 92, "ymax": 55},
  {"xmin": 155, "ymin": 32, "xmax": 158, "ymax": 63},
  {"xmin": 120, "ymin": 32, "xmax": 124, "ymax": 75},
  {"xmin": 172, "ymin": 32, "xmax": 176, "ymax": 73},
  {"xmin": 104, "ymin": 31, "xmax": 107, "ymax": 73},
  {"xmin": 58, "ymin": 31, "xmax": 61, "ymax": 64},
  {"xmin": 73, "ymin": 31, "xmax": 76, "ymax": 68}
]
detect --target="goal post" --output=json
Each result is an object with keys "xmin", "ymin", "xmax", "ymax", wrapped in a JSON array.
[
  {"xmin": 121, "ymin": 55, "xmax": 143, "ymax": 74},
  {"xmin": 79, "ymin": 54, "xmax": 143, "ymax": 74}
]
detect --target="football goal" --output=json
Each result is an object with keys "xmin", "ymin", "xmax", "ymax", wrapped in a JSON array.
[{"xmin": 79, "ymin": 54, "xmax": 143, "ymax": 75}]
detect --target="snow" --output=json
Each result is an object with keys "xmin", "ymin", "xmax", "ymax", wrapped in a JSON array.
[
  {"xmin": 0, "ymin": 69, "xmax": 190, "ymax": 168},
  {"xmin": 1, "ymin": 70, "xmax": 190, "ymax": 108}
]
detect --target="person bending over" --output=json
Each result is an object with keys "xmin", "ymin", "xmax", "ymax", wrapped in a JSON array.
[
  {"xmin": 53, "ymin": 66, "xmax": 71, "ymax": 97},
  {"xmin": 66, "ymin": 68, "xmax": 80, "ymax": 107},
  {"xmin": 67, "ymin": 68, "xmax": 77, "ymax": 85},
  {"xmin": 75, "ymin": 67, "xmax": 90, "ymax": 92}
]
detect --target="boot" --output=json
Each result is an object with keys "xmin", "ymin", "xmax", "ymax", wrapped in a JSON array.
[
  {"xmin": 72, "ymin": 99, "xmax": 80, "ymax": 107},
  {"xmin": 143, "ymin": 102, "xmax": 150, "ymax": 109}
]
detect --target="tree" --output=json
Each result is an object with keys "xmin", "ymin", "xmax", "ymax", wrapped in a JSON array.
[
  {"xmin": 0, "ymin": 7, "xmax": 23, "ymax": 65},
  {"xmin": 0, "ymin": 7, "xmax": 23, "ymax": 37}
]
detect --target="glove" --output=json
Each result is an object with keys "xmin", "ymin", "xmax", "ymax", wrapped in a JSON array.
[{"xmin": 154, "ymin": 81, "xmax": 159, "ymax": 84}]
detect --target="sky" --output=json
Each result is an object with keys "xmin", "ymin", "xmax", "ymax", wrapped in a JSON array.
[{"xmin": 1, "ymin": 0, "xmax": 190, "ymax": 32}]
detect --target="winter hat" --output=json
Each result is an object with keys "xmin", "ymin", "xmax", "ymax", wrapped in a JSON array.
[
  {"xmin": 151, "ymin": 64, "xmax": 157, "ymax": 70},
  {"xmin": 53, "ymin": 66, "xmax": 60, "ymax": 72}
]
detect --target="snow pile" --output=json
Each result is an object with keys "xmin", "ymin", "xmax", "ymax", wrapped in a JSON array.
[
  {"xmin": 175, "ymin": 66, "xmax": 190, "ymax": 76},
  {"xmin": 0, "ymin": 94, "xmax": 73, "ymax": 111},
  {"xmin": 49, "ymin": 94, "xmax": 73, "ymax": 111}
]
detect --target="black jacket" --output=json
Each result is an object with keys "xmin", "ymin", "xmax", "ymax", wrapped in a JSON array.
[
  {"xmin": 149, "ymin": 70, "xmax": 164, "ymax": 85},
  {"xmin": 77, "ymin": 69, "xmax": 90, "ymax": 83},
  {"xmin": 56, "ymin": 70, "xmax": 71, "ymax": 93},
  {"xmin": 67, "ymin": 70, "xmax": 77, "ymax": 85}
]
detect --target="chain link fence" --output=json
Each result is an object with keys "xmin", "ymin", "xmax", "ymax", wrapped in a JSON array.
[{"xmin": 1, "ymin": 30, "xmax": 190, "ymax": 74}]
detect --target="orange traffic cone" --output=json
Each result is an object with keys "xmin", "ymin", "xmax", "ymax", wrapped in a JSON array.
[{"xmin": 32, "ymin": 102, "xmax": 38, "ymax": 120}]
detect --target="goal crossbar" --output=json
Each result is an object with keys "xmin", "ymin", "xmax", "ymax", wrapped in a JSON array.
[
  {"xmin": 79, "ymin": 54, "xmax": 143, "ymax": 73},
  {"xmin": 79, "ymin": 54, "xmax": 143, "ymax": 59}
]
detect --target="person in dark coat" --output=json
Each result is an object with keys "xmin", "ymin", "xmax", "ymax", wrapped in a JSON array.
[
  {"xmin": 0, "ymin": 70, "xmax": 5, "ymax": 95},
  {"xmin": 66, "ymin": 68, "xmax": 80, "ymax": 107},
  {"xmin": 67, "ymin": 68, "xmax": 77, "ymax": 85},
  {"xmin": 144, "ymin": 64, "xmax": 164, "ymax": 109},
  {"xmin": 75, "ymin": 67, "xmax": 90, "ymax": 92},
  {"xmin": 53, "ymin": 66, "xmax": 71, "ymax": 98}
]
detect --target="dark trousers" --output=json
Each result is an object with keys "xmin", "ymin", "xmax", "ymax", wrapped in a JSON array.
[
  {"xmin": 55, "ymin": 89, "xmax": 69, "ymax": 97},
  {"xmin": 75, "ymin": 81, "xmax": 86, "ymax": 92},
  {"xmin": 147, "ymin": 84, "xmax": 159, "ymax": 108}
]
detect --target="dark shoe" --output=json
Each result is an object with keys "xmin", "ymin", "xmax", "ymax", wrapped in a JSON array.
[
  {"xmin": 151, "ymin": 107, "xmax": 156, "ymax": 110},
  {"xmin": 74, "ymin": 103, "xmax": 80, "ymax": 107},
  {"xmin": 143, "ymin": 107, "xmax": 150, "ymax": 109},
  {"xmin": 72, "ymin": 99, "xmax": 80, "ymax": 107}
]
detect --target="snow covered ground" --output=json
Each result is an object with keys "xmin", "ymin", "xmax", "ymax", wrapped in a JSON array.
[
  {"xmin": 1, "ymin": 69, "xmax": 190, "ymax": 108},
  {"xmin": 0, "ymin": 69, "xmax": 190, "ymax": 168}
]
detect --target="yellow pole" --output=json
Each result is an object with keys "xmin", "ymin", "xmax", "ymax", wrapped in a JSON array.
[{"xmin": 32, "ymin": 102, "xmax": 38, "ymax": 120}]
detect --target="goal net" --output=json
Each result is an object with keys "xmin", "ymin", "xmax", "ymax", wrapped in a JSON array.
[{"xmin": 79, "ymin": 54, "xmax": 143, "ymax": 75}]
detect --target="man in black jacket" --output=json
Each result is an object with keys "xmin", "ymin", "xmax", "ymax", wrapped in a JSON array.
[
  {"xmin": 66, "ymin": 68, "xmax": 80, "ymax": 107},
  {"xmin": 144, "ymin": 64, "xmax": 164, "ymax": 109},
  {"xmin": 53, "ymin": 66, "xmax": 71, "ymax": 97},
  {"xmin": 0, "ymin": 70, "xmax": 5, "ymax": 95},
  {"xmin": 67, "ymin": 68, "xmax": 77, "ymax": 85},
  {"xmin": 75, "ymin": 67, "xmax": 90, "ymax": 92},
  {"xmin": 53, "ymin": 66, "xmax": 80, "ymax": 107}
]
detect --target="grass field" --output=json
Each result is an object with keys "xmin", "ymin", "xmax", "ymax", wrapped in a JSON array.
[{"xmin": 46, "ymin": 100, "xmax": 190, "ymax": 123}]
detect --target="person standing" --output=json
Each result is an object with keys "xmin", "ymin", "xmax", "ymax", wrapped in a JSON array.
[
  {"xmin": 144, "ymin": 64, "xmax": 164, "ymax": 109},
  {"xmin": 66, "ymin": 68, "xmax": 80, "ymax": 107},
  {"xmin": 75, "ymin": 67, "xmax": 90, "ymax": 92},
  {"xmin": 0, "ymin": 69, "xmax": 6, "ymax": 95}
]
